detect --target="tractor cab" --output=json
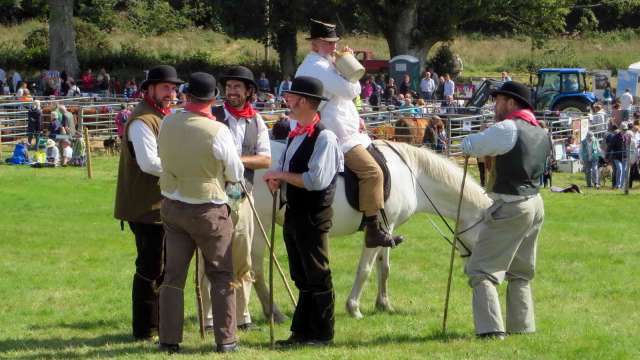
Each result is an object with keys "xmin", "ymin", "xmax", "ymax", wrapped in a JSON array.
[{"xmin": 534, "ymin": 68, "xmax": 596, "ymax": 113}]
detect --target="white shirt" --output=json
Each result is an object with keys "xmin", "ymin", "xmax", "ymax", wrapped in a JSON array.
[
  {"xmin": 223, "ymin": 109, "xmax": 271, "ymax": 157},
  {"xmin": 62, "ymin": 146, "xmax": 73, "ymax": 159},
  {"xmin": 128, "ymin": 120, "xmax": 163, "ymax": 177},
  {"xmin": 443, "ymin": 79, "xmax": 455, "ymax": 97},
  {"xmin": 620, "ymin": 92, "xmax": 633, "ymax": 110},
  {"xmin": 295, "ymin": 52, "xmax": 371, "ymax": 153},
  {"xmin": 160, "ymin": 119, "xmax": 244, "ymax": 204},
  {"xmin": 420, "ymin": 78, "xmax": 435, "ymax": 93}
]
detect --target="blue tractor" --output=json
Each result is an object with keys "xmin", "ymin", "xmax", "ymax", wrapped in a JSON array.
[
  {"xmin": 466, "ymin": 68, "xmax": 597, "ymax": 113},
  {"xmin": 533, "ymin": 68, "xmax": 597, "ymax": 113}
]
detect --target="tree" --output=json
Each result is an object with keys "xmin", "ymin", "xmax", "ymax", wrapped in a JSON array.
[
  {"xmin": 48, "ymin": 0, "xmax": 79, "ymax": 77},
  {"xmin": 355, "ymin": 0, "xmax": 574, "ymax": 72}
]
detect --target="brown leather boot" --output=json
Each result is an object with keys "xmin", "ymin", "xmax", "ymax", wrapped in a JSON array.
[{"xmin": 364, "ymin": 216, "xmax": 404, "ymax": 248}]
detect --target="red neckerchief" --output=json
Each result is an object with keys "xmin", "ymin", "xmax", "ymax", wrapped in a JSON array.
[
  {"xmin": 184, "ymin": 103, "xmax": 214, "ymax": 120},
  {"xmin": 144, "ymin": 95, "xmax": 172, "ymax": 116},
  {"xmin": 289, "ymin": 114, "xmax": 320, "ymax": 139},
  {"xmin": 504, "ymin": 109, "xmax": 540, "ymax": 127},
  {"xmin": 224, "ymin": 101, "xmax": 256, "ymax": 120}
]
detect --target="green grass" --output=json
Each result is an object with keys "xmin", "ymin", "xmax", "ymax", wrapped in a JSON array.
[{"xmin": 0, "ymin": 156, "xmax": 639, "ymax": 359}]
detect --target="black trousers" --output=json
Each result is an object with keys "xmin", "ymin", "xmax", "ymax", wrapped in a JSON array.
[
  {"xmin": 477, "ymin": 161, "xmax": 486, "ymax": 187},
  {"xmin": 128, "ymin": 222, "xmax": 165, "ymax": 339},
  {"xmin": 283, "ymin": 206, "xmax": 334, "ymax": 341}
]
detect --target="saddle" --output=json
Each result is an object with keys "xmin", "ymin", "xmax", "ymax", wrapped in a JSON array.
[{"xmin": 342, "ymin": 143, "xmax": 391, "ymax": 211}]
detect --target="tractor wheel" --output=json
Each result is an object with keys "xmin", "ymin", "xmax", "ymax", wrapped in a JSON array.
[{"xmin": 553, "ymin": 100, "xmax": 589, "ymax": 113}]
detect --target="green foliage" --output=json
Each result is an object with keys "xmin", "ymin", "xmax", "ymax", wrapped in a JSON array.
[
  {"xmin": 124, "ymin": 0, "xmax": 192, "ymax": 35},
  {"xmin": 22, "ymin": 20, "xmax": 111, "ymax": 54},
  {"xmin": 76, "ymin": 0, "xmax": 121, "ymax": 32},
  {"xmin": 506, "ymin": 44, "xmax": 581, "ymax": 73},
  {"xmin": 428, "ymin": 43, "xmax": 457, "ymax": 77}
]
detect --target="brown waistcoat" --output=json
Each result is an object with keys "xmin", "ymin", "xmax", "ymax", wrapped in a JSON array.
[{"xmin": 113, "ymin": 101, "xmax": 165, "ymax": 223}]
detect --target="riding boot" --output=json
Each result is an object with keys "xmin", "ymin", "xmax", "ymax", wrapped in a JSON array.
[{"xmin": 364, "ymin": 216, "xmax": 403, "ymax": 248}]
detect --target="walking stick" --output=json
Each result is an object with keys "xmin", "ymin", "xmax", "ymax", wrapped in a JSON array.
[
  {"xmin": 194, "ymin": 249, "xmax": 205, "ymax": 339},
  {"xmin": 239, "ymin": 182, "xmax": 297, "ymax": 307},
  {"xmin": 269, "ymin": 190, "xmax": 278, "ymax": 349},
  {"xmin": 442, "ymin": 155, "xmax": 470, "ymax": 334}
]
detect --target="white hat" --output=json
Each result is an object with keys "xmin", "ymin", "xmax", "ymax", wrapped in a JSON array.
[{"xmin": 46, "ymin": 139, "xmax": 56, "ymax": 148}]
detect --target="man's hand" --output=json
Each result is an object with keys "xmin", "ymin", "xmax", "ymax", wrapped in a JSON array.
[
  {"xmin": 263, "ymin": 171, "xmax": 281, "ymax": 194},
  {"xmin": 342, "ymin": 46, "xmax": 354, "ymax": 55}
]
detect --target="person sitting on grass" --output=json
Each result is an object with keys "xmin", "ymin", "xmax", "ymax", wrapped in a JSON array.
[
  {"xmin": 45, "ymin": 139, "xmax": 59, "ymax": 167},
  {"xmin": 60, "ymin": 139, "xmax": 73, "ymax": 167}
]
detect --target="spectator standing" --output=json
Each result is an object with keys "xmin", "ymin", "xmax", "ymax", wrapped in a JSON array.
[
  {"xmin": 8, "ymin": 70, "xmax": 22, "ymax": 94},
  {"xmin": 59, "ymin": 105, "xmax": 77, "ymax": 137},
  {"xmin": 443, "ymin": 74, "xmax": 455, "ymax": 105},
  {"xmin": 360, "ymin": 75, "xmax": 374, "ymax": 102},
  {"xmin": 420, "ymin": 71, "xmax": 435, "ymax": 100},
  {"xmin": 620, "ymin": 89, "xmax": 634, "ymax": 122},
  {"xmin": 428, "ymin": 67, "xmax": 439, "ymax": 90},
  {"xmin": 602, "ymin": 81, "xmax": 613, "ymax": 106},
  {"xmin": 27, "ymin": 100, "xmax": 43, "ymax": 148},
  {"xmin": 0, "ymin": 67, "xmax": 5, "ymax": 85},
  {"xmin": 67, "ymin": 79, "xmax": 82, "ymax": 96},
  {"xmin": 81, "ymin": 69, "xmax": 95, "ymax": 92},
  {"xmin": 580, "ymin": 132, "xmax": 602, "ymax": 188},
  {"xmin": 399, "ymin": 74, "xmax": 412, "ymax": 96},
  {"xmin": 60, "ymin": 71, "xmax": 69, "ymax": 95},
  {"xmin": 435, "ymin": 76, "xmax": 445, "ymax": 100},
  {"xmin": 257, "ymin": 72, "xmax": 270, "ymax": 93},
  {"xmin": 384, "ymin": 77, "xmax": 397, "ymax": 103},
  {"xmin": 115, "ymin": 104, "xmax": 132, "ymax": 139},
  {"xmin": 501, "ymin": 71, "xmax": 512, "ymax": 82},
  {"xmin": 610, "ymin": 123, "xmax": 628, "ymax": 189},
  {"xmin": 97, "ymin": 68, "xmax": 111, "ymax": 97},
  {"xmin": 15, "ymin": 82, "xmax": 30, "ymax": 98},
  {"xmin": 278, "ymin": 76, "xmax": 292, "ymax": 97}
]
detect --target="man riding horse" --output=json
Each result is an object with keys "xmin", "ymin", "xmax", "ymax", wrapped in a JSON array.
[{"xmin": 295, "ymin": 19, "xmax": 403, "ymax": 248}]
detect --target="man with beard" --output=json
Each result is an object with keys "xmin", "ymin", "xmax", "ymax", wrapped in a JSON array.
[
  {"xmin": 196, "ymin": 65, "xmax": 271, "ymax": 332},
  {"xmin": 295, "ymin": 19, "xmax": 402, "ymax": 248},
  {"xmin": 114, "ymin": 65, "xmax": 183, "ymax": 341},
  {"xmin": 461, "ymin": 81, "xmax": 550, "ymax": 340}
]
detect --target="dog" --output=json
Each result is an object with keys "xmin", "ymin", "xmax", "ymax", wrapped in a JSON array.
[{"xmin": 103, "ymin": 137, "xmax": 120, "ymax": 155}]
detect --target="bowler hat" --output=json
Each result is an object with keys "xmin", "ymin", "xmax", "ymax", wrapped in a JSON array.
[
  {"xmin": 141, "ymin": 65, "xmax": 184, "ymax": 90},
  {"xmin": 305, "ymin": 19, "xmax": 340, "ymax": 42},
  {"xmin": 219, "ymin": 66, "xmax": 258, "ymax": 91},
  {"xmin": 284, "ymin": 76, "xmax": 329, "ymax": 101},
  {"xmin": 491, "ymin": 81, "xmax": 534, "ymax": 110},
  {"xmin": 184, "ymin": 72, "xmax": 218, "ymax": 101}
]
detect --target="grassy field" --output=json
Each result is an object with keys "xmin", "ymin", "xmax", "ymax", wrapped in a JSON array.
[
  {"xmin": 0, "ymin": 155, "xmax": 639, "ymax": 359},
  {"xmin": 1, "ymin": 20, "xmax": 639, "ymax": 80}
]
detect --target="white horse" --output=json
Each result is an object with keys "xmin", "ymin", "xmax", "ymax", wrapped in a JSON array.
[{"xmin": 249, "ymin": 140, "xmax": 492, "ymax": 321}]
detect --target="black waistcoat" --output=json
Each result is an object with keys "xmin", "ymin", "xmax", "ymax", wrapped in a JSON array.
[
  {"xmin": 492, "ymin": 120, "xmax": 551, "ymax": 196},
  {"xmin": 285, "ymin": 122, "xmax": 337, "ymax": 210}
]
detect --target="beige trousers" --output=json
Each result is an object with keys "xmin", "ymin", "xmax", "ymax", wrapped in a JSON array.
[
  {"xmin": 198, "ymin": 195, "xmax": 254, "ymax": 326},
  {"xmin": 344, "ymin": 145, "xmax": 384, "ymax": 216},
  {"xmin": 465, "ymin": 194, "xmax": 544, "ymax": 335},
  {"xmin": 159, "ymin": 199, "xmax": 235, "ymax": 346}
]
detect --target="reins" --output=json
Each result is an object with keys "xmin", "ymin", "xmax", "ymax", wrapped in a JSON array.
[{"xmin": 381, "ymin": 140, "xmax": 475, "ymax": 257}]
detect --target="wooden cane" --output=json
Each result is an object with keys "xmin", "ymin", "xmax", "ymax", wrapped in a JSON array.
[
  {"xmin": 83, "ymin": 126, "xmax": 93, "ymax": 179},
  {"xmin": 194, "ymin": 249, "xmax": 205, "ymax": 339},
  {"xmin": 240, "ymin": 182, "xmax": 297, "ymax": 307},
  {"xmin": 442, "ymin": 155, "xmax": 469, "ymax": 334},
  {"xmin": 269, "ymin": 190, "xmax": 277, "ymax": 349}
]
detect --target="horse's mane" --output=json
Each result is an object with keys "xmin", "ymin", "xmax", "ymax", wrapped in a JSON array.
[{"xmin": 375, "ymin": 140, "xmax": 491, "ymax": 210}]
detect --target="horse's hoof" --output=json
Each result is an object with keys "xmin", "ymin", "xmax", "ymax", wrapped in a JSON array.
[
  {"xmin": 375, "ymin": 299, "xmax": 395, "ymax": 313},
  {"xmin": 346, "ymin": 299, "xmax": 364, "ymax": 319},
  {"xmin": 273, "ymin": 311, "xmax": 289, "ymax": 324}
]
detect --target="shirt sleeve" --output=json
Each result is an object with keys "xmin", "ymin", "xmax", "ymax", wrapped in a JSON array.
[
  {"xmin": 303, "ymin": 131, "xmax": 344, "ymax": 191},
  {"xmin": 128, "ymin": 119, "xmax": 163, "ymax": 177},
  {"xmin": 310, "ymin": 60, "xmax": 361, "ymax": 99},
  {"xmin": 212, "ymin": 125, "xmax": 245, "ymax": 183},
  {"xmin": 254, "ymin": 115, "xmax": 272, "ymax": 156},
  {"xmin": 462, "ymin": 120, "xmax": 518, "ymax": 157}
]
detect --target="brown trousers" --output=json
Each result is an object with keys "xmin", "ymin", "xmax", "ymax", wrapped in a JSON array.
[
  {"xmin": 344, "ymin": 145, "xmax": 384, "ymax": 216},
  {"xmin": 159, "ymin": 199, "xmax": 236, "ymax": 346}
]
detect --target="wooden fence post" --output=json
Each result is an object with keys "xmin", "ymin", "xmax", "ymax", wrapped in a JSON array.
[{"xmin": 83, "ymin": 126, "xmax": 93, "ymax": 179}]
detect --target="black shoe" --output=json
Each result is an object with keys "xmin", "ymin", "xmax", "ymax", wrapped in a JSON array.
[
  {"xmin": 275, "ymin": 333, "xmax": 307, "ymax": 347},
  {"xmin": 364, "ymin": 217, "xmax": 403, "ymax": 248},
  {"xmin": 238, "ymin": 322, "xmax": 260, "ymax": 331},
  {"xmin": 477, "ymin": 331, "xmax": 506, "ymax": 340},
  {"xmin": 301, "ymin": 339, "xmax": 333, "ymax": 347},
  {"xmin": 216, "ymin": 342, "xmax": 239, "ymax": 353},
  {"xmin": 158, "ymin": 343, "xmax": 181, "ymax": 354}
]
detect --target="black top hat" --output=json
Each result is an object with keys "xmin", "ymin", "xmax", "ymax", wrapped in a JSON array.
[
  {"xmin": 141, "ymin": 65, "xmax": 184, "ymax": 90},
  {"xmin": 305, "ymin": 19, "xmax": 340, "ymax": 42},
  {"xmin": 184, "ymin": 72, "xmax": 218, "ymax": 101},
  {"xmin": 284, "ymin": 76, "xmax": 329, "ymax": 101},
  {"xmin": 219, "ymin": 66, "xmax": 258, "ymax": 91},
  {"xmin": 491, "ymin": 81, "xmax": 534, "ymax": 110}
]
